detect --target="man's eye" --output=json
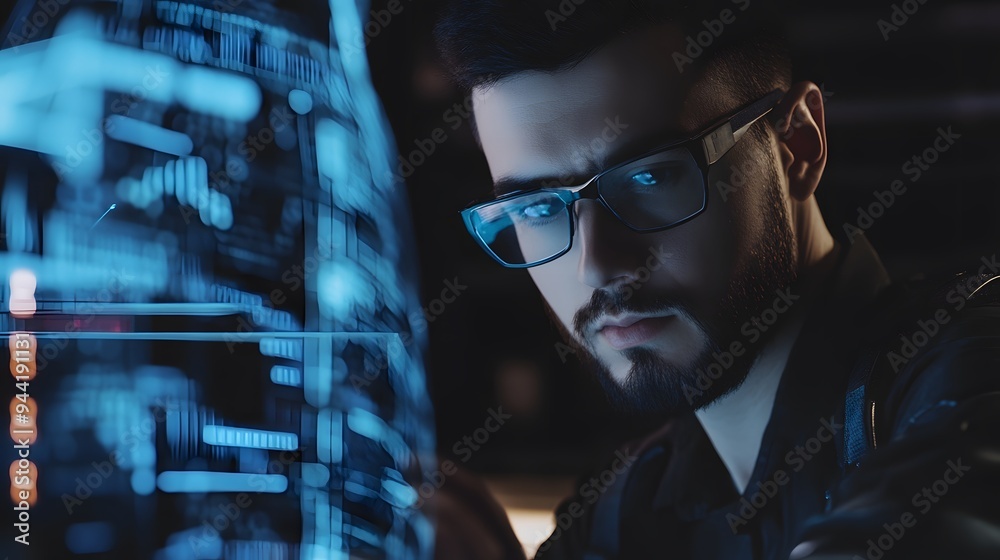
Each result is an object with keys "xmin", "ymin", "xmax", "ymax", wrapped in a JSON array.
[
  {"xmin": 630, "ymin": 170, "xmax": 659, "ymax": 186},
  {"xmin": 520, "ymin": 203, "xmax": 555, "ymax": 218},
  {"xmin": 629, "ymin": 167, "xmax": 677, "ymax": 188}
]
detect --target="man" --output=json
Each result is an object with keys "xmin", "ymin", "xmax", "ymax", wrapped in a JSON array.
[{"xmin": 433, "ymin": 1, "xmax": 1000, "ymax": 558}]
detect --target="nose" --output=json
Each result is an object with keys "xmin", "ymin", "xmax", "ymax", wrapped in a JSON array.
[{"xmin": 573, "ymin": 200, "xmax": 646, "ymax": 290}]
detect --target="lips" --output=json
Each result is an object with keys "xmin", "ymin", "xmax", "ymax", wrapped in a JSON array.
[{"xmin": 598, "ymin": 315, "xmax": 675, "ymax": 350}]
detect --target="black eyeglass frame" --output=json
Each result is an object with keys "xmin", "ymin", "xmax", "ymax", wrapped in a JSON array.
[{"xmin": 460, "ymin": 89, "xmax": 786, "ymax": 269}]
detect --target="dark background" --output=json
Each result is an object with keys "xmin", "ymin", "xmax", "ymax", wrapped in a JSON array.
[
  {"xmin": 365, "ymin": 0, "xmax": 1000, "ymax": 477},
  {"xmin": 2, "ymin": 0, "xmax": 995, "ymax": 480}
]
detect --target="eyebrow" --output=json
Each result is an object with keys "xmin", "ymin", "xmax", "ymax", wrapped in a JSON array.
[
  {"xmin": 492, "ymin": 175, "xmax": 589, "ymax": 197},
  {"xmin": 490, "ymin": 126, "xmax": 688, "ymax": 198}
]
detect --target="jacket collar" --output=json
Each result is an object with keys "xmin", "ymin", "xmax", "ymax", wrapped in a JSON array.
[{"xmin": 651, "ymin": 233, "xmax": 891, "ymax": 518}]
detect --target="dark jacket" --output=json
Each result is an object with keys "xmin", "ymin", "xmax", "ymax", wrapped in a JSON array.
[{"xmin": 534, "ymin": 234, "xmax": 1000, "ymax": 560}]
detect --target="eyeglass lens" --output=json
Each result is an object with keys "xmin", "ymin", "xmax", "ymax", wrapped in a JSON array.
[{"xmin": 471, "ymin": 147, "xmax": 705, "ymax": 266}]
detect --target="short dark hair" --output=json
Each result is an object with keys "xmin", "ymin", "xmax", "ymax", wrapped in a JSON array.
[{"xmin": 434, "ymin": 0, "xmax": 791, "ymax": 106}]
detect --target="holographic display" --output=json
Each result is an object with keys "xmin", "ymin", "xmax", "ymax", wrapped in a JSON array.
[{"xmin": 0, "ymin": 1, "xmax": 435, "ymax": 558}]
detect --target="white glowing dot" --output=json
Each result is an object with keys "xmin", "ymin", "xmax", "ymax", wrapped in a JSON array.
[
  {"xmin": 288, "ymin": 89, "xmax": 313, "ymax": 115},
  {"xmin": 9, "ymin": 269, "xmax": 36, "ymax": 292}
]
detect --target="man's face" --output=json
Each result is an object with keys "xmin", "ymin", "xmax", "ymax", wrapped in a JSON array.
[{"xmin": 471, "ymin": 26, "xmax": 798, "ymax": 417}]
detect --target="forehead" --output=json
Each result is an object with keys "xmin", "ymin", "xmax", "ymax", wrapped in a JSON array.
[{"xmin": 471, "ymin": 24, "xmax": 733, "ymax": 184}]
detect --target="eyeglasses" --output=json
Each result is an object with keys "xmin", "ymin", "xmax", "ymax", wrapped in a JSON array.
[{"xmin": 459, "ymin": 89, "xmax": 785, "ymax": 268}]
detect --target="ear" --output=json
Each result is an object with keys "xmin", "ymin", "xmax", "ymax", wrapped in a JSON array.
[{"xmin": 773, "ymin": 82, "xmax": 827, "ymax": 201}]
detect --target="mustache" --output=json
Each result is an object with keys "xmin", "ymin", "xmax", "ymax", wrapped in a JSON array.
[{"xmin": 572, "ymin": 288, "xmax": 693, "ymax": 340}]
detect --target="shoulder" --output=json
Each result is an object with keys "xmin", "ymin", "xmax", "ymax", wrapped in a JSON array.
[
  {"xmin": 533, "ymin": 420, "xmax": 681, "ymax": 559},
  {"xmin": 794, "ymin": 263, "xmax": 1000, "ymax": 560},
  {"xmin": 869, "ymin": 261, "xmax": 1000, "ymax": 441}
]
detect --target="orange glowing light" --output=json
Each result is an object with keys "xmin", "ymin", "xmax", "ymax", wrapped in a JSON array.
[
  {"xmin": 8, "ymin": 333, "xmax": 36, "ymax": 380},
  {"xmin": 7, "ymin": 333, "xmax": 36, "ymax": 354},
  {"xmin": 9, "ymin": 460, "xmax": 37, "ymax": 506}
]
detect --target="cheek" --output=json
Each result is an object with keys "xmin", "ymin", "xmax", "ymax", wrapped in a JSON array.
[
  {"xmin": 525, "ymin": 189, "xmax": 742, "ymax": 328},
  {"xmin": 527, "ymin": 257, "xmax": 588, "ymax": 331},
  {"xmin": 707, "ymin": 156, "xmax": 778, "ymax": 269},
  {"xmin": 650, "ymin": 194, "xmax": 739, "ymax": 304}
]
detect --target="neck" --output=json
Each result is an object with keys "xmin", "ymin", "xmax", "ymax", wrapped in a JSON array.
[
  {"xmin": 694, "ymin": 308, "xmax": 805, "ymax": 493},
  {"xmin": 793, "ymin": 196, "xmax": 839, "ymax": 280},
  {"xmin": 695, "ymin": 197, "xmax": 839, "ymax": 494}
]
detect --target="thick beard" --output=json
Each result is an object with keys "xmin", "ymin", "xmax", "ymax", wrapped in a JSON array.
[{"xmin": 553, "ymin": 145, "xmax": 798, "ymax": 421}]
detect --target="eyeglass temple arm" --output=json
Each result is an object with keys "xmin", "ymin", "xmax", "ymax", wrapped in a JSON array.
[{"xmin": 701, "ymin": 89, "xmax": 785, "ymax": 165}]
